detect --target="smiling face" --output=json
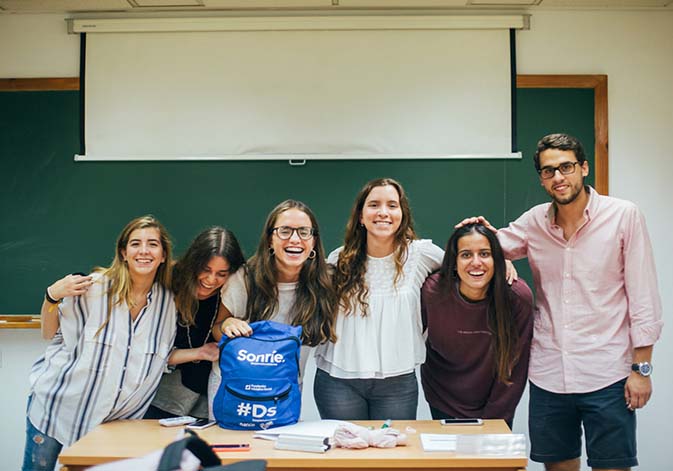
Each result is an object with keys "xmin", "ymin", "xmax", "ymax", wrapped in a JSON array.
[
  {"xmin": 359, "ymin": 184, "xmax": 403, "ymax": 247},
  {"xmin": 195, "ymin": 255, "xmax": 231, "ymax": 300},
  {"xmin": 270, "ymin": 208, "xmax": 315, "ymax": 282},
  {"xmin": 538, "ymin": 148, "xmax": 589, "ymax": 206},
  {"xmin": 456, "ymin": 231, "xmax": 495, "ymax": 301},
  {"xmin": 122, "ymin": 227, "xmax": 166, "ymax": 280}
]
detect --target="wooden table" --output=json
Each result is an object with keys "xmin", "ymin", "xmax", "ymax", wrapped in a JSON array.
[{"xmin": 59, "ymin": 419, "xmax": 527, "ymax": 471}]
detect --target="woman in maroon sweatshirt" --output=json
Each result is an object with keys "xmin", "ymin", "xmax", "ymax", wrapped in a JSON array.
[{"xmin": 421, "ymin": 223, "xmax": 534, "ymax": 428}]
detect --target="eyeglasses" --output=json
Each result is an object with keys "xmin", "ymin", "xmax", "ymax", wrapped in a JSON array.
[
  {"xmin": 538, "ymin": 161, "xmax": 580, "ymax": 179},
  {"xmin": 271, "ymin": 226, "xmax": 315, "ymax": 240}
]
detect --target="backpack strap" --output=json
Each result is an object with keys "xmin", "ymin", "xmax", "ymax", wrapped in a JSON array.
[{"xmin": 157, "ymin": 430, "xmax": 221, "ymax": 470}]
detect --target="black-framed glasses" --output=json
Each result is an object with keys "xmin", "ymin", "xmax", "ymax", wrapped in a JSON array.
[
  {"xmin": 271, "ymin": 226, "xmax": 315, "ymax": 240},
  {"xmin": 538, "ymin": 161, "xmax": 580, "ymax": 179}
]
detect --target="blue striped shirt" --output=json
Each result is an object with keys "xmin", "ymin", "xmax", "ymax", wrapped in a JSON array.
[{"xmin": 28, "ymin": 272, "xmax": 176, "ymax": 446}]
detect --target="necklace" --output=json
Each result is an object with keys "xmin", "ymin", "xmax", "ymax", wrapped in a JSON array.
[{"xmin": 186, "ymin": 290, "xmax": 219, "ymax": 363}]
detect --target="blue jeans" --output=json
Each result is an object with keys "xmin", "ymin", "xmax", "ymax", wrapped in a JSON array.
[
  {"xmin": 22, "ymin": 414, "xmax": 63, "ymax": 471},
  {"xmin": 313, "ymin": 367, "xmax": 418, "ymax": 420}
]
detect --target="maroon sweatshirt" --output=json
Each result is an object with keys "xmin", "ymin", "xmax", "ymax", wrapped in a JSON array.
[{"xmin": 421, "ymin": 273, "xmax": 534, "ymax": 425}]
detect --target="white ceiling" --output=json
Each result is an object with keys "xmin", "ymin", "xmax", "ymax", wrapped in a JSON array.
[{"xmin": 0, "ymin": 0, "xmax": 671, "ymax": 13}]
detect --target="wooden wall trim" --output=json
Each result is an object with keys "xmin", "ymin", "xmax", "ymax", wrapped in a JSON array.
[
  {"xmin": 0, "ymin": 77, "xmax": 79, "ymax": 91},
  {"xmin": 0, "ymin": 316, "xmax": 41, "ymax": 329},
  {"xmin": 517, "ymin": 74, "xmax": 609, "ymax": 195}
]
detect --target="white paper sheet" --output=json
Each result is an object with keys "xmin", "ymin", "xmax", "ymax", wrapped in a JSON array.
[
  {"xmin": 254, "ymin": 420, "xmax": 351, "ymax": 441},
  {"xmin": 420, "ymin": 434, "xmax": 458, "ymax": 452}
]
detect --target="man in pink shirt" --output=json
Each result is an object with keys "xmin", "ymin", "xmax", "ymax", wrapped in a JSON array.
[{"xmin": 469, "ymin": 134, "xmax": 662, "ymax": 471}]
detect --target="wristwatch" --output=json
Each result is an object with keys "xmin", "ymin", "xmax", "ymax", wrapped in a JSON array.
[{"xmin": 631, "ymin": 362, "xmax": 653, "ymax": 377}]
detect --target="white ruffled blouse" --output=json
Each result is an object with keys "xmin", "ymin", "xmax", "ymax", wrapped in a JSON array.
[{"xmin": 315, "ymin": 239, "xmax": 444, "ymax": 379}]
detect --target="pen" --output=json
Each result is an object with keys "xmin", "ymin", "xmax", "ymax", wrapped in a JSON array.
[{"xmin": 381, "ymin": 419, "xmax": 392, "ymax": 429}]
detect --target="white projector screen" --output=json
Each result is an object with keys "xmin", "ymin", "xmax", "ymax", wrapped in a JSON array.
[{"xmin": 83, "ymin": 29, "xmax": 513, "ymax": 160}]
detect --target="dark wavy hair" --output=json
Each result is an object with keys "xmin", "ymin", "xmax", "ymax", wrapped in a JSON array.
[
  {"xmin": 245, "ymin": 200, "xmax": 337, "ymax": 346},
  {"xmin": 334, "ymin": 178, "xmax": 417, "ymax": 316},
  {"xmin": 172, "ymin": 227, "xmax": 245, "ymax": 326},
  {"xmin": 439, "ymin": 223, "xmax": 519, "ymax": 384}
]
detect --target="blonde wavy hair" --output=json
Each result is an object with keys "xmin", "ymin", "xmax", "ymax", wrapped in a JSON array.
[{"xmin": 94, "ymin": 215, "xmax": 173, "ymax": 336}]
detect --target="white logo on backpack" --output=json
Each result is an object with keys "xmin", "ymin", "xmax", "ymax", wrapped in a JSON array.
[
  {"xmin": 236, "ymin": 402, "xmax": 277, "ymax": 418},
  {"xmin": 237, "ymin": 349, "xmax": 285, "ymax": 366}
]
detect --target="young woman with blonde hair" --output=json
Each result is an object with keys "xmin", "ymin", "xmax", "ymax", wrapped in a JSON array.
[{"xmin": 24, "ymin": 215, "xmax": 176, "ymax": 471}]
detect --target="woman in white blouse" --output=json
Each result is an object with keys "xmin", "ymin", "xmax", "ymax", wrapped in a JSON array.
[
  {"xmin": 23, "ymin": 215, "xmax": 177, "ymax": 471},
  {"xmin": 314, "ymin": 178, "xmax": 444, "ymax": 420}
]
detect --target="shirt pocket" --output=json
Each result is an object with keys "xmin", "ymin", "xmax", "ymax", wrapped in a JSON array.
[
  {"xmin": 132, "ymin": 338, "xmax": 173, "ymax": 380},
  {"xmin": 82, "ymin": 325, "xmax": 113, "ymax": 373},
  {"xmin": 573, "ymin": 238, "xmax": 623, "ymax": 296}
]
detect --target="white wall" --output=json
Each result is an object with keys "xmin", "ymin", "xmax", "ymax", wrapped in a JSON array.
[
  {"xmin": 0, "ymin": 14, "xmax": 79, "ymax": 77},
  {"xmin": 516, "ymin": 10, "xmax": 673, "ymax": 470},
  {"xmin": 1, "ymin": 10, "xmax": 671, "ymax": 471},
  {"xmin": 0, "ymin": 331, "xmax": 49, "ymax": 470}
]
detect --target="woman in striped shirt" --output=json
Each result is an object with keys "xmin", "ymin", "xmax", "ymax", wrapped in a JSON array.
[{"xmin": 23, "ymin": 215, "xmax": 177, "ymax": 471}]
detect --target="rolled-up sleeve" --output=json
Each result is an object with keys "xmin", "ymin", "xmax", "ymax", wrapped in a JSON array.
[{"xmin": 623, "ymin": 205, "xmax": 664, "ymax": 348}]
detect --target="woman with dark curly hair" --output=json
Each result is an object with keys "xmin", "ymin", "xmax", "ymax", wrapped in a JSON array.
[{"xmin": 314, "ymin": 178, "xmax": 444, "ymax": 420}]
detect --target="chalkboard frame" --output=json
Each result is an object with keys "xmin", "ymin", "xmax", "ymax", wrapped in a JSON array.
[
  {"xmin": 517, "ymin": 74, "xmax": 608, "ymax": 195},
  {"xmin": 0, "ymin": 75, "xmax": 608, "ymax": 325}
]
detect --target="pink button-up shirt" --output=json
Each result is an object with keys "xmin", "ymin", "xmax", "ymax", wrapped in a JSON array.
[{"xmin": 497, "ymin": 187, "xmax": 663, "ymax": 394}]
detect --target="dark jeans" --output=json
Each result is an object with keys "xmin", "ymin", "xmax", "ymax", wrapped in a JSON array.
[{"xmin": 313, "ymin": 367, "xmax": 418, "ymax": 420}]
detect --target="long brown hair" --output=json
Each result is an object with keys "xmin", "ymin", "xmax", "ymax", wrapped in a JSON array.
[
  {"xmin": 245, "ymin": 200, "xmax": 337, "ymax": 346},
  {"xmin": 94, "ymin": 215, "xmax": 173, "ymax": 336},
  {"xmin": 439, "ymin": 223, "xmax": 519, "ymax": 384},
  {"xmin": 333, "ymin": 178, "xmax": 417, "ymax": 316},
  {"xmin": 173, "ymin": 227, "xmax": 245, "ymax": 326}
]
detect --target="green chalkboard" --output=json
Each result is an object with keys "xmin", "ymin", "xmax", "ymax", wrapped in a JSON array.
[{"xmin": 0, "ymin": 88, "xmax": 595, "ymax": 314}]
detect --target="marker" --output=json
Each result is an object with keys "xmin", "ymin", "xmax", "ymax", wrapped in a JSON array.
[
  {"xmin": 381, "ymin": 419, "xmax": 392, "ymax": 429},
  {"xmin": 211, "ymin": 443, "xmax": 251, "ymax": 452}
]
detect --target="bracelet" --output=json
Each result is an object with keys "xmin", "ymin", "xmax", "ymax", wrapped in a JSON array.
[{"xmin": 45, "ymin": 287, "xmax": 61, "ymax": 305}]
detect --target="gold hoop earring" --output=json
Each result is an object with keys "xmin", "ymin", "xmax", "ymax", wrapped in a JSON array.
[
  {"xmin": 308, "ymin": 249, "xmax": 316, "ymax": 260},
  {"xmin": 269, "ymin": 248, "xmax": 275, "ymax": 257}
]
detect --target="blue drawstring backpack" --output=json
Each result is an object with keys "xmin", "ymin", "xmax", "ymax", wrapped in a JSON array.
[{"xmin": 213, "ymin": 320, "xmax": 302, "ymax": 430}]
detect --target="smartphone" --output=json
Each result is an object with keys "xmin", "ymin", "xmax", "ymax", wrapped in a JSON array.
[
  {"xmin": 211, "ymin": 443, "xmax": 251, "ymax": 452},
  {"xmin": 186, "ymin": 418, "xmax": 216, "ymax": 430},
  {"xmin": 439, "ymin": 418, "xmax": 483, "ymax": 426}
]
